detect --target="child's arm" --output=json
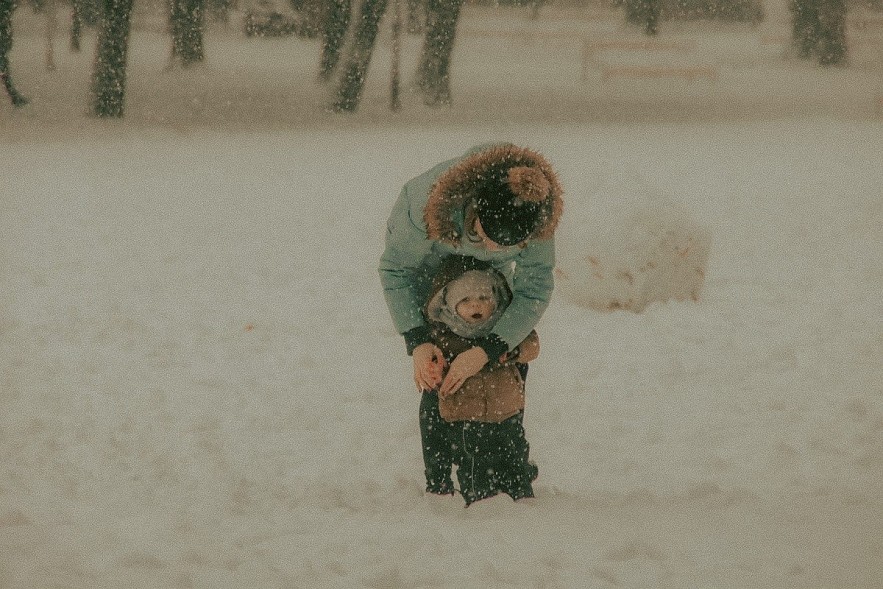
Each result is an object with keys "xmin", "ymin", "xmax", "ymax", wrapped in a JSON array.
[{"xmin": 500, "ymin": 330, "xmax": 540, "ymax": 364}]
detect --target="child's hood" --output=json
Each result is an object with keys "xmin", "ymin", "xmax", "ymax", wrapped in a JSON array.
[{"xmin": 425, "ymin": 257, "xmax": 512, "ymax": 339}]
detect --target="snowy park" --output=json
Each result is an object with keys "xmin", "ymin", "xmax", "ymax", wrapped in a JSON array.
[{"xmin": 2, "ymin": 0, "xmax": 883, "ymax": 587}]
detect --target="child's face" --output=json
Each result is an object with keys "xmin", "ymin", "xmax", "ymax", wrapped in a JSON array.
[{"xmin": 455, "ymin": 294, "xmax": 496, "ymax": 324}]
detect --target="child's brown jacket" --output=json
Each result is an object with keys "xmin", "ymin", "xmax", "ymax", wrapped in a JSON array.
[
  {"xmin": 425, "ymin": 255, "xmax": 540, "ymax": 423},
  {"xmin": 430, "ymin": 326, "xmax": 539, "ymax": 423}
]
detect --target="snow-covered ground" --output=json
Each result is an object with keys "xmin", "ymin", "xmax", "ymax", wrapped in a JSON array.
[{"xmin": 2, "ymin": 2, "xmax": 882, "ymax": 588}]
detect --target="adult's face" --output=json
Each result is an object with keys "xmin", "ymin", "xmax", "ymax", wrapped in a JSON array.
[{"xmin": 472, "ymin": 216, "xmax": 523, "ymax": 252}]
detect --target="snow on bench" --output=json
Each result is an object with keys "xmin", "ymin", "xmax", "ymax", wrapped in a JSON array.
[
  {"xmin": 580, "ymin": 39, "xmax": 700, "ymax": 81},
  {"xmin": 600, "ymin": 65, "xmax": 718, "ymax": 83}
]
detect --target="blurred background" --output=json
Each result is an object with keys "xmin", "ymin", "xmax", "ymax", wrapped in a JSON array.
[{"xmin": 2, "ymin": 0, "xmax": 882, "ymax": 128}]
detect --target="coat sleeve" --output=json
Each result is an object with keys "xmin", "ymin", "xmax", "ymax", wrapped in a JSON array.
[
  {"xmin": 490, "ymin": 237, "xmax": 555, "ymax": 350},
  {"xmin": 378, "ymin": 183, "xmax": 434, "ymax": 338},
  {"xmin": 514, "ymin": 330, "xmax": 540, "ymax": 363}
]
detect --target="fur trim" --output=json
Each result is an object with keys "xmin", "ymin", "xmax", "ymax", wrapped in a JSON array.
[
  {"xmin": 424, "ymin": 144, "xmax": 564, "ymax": 245},
  {"xmin": 507, "ymin": 166, "xmax": 549, "ymax": 204}
]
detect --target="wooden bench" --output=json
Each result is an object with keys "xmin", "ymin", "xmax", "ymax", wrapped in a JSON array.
[
  {"xmin": 762, "ymin": 34, "xmax": 883, "ymax": 46},
  {"xmin": 460, "ymin": 28, "xmax": 583, "ymax": 40},
  {"xmin": 459, "ymin": 31, "xmax": 712, "ymax": 83},
  {"xmin": 600, "ymin": 65, "xmax": 718, "ymax": 82}
]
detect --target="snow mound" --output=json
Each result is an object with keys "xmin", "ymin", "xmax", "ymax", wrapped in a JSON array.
[{"xmin": 555, "ymin": 200, "xmax": 711, "ymax": 312}]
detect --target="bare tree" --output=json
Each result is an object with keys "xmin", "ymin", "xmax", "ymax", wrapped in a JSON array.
[
  {"xmin": 90, "ymin": 0, "xmax": 134, "ymax": 117},
  {"xmin": 330, "ymin": 0, "xmax": 388, "ymax": 112},
  {"xmin": 624, "ymin": 0, "xmax": 661, "ymax": 36},
  {"xmin": 170, "ymin": 0, "xmax": 206, "ymax": 67},
  {"xmin": 790, "ymin": 0, "xmax": 847, "ymax": 65},
  {"xmin": 406, "ymin": 0, "xmax": 423, "ymax": 33},
  {"xmin": 71, "ymin": 0, "xmax": 84, "ymax": 51},
  {"xmin": 414, "ymin": 0, "xmax": 463, "ymax": 106},
  {"xmin": 328, "ymin": 0, "xmax": 464, "ymax": 112},
  {"xmin": 71, "ymin": 0, "xmax": 100, "ymax": 52},
  {"xmin": 391, "ymin": 0, "xmax": 401, "ymax": 110},
  {"xmin": 319, "ymin": 0, "xmax": 351, "ymax": 81},
  {"xmin": 1, "ymin": 0, "xmax": 28, "ymax": 106}
]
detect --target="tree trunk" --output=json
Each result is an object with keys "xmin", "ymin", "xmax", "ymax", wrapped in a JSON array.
[
  {"xmin": 415, "ymin": 0, "xmax": 463, "ymax": 107},
  {"xmin": 330, "ymin": 0, "xmax": 388, "ymax": 113},
  {"xmin": 0, "ymin": 0, "xmax": 27, "ymax": 106},
  {"xmin": 90, "ymin": 0, "xmax": 134, "ymax": 117},
  {"xmin": 71, "ymin": 0, "xmax": 101, "ymax": 50},
  {"xmin": 790, "ymin": 0, "xmax": 847, "ymax": 65},
  {"xmin": 624, "ymin": 0, "xmax": 660, "ymax": 36},
  {"xmin": 791, "ymin": 0, "xmax": 820, "ymax": 58},
  {"xmin": 406, "ymin": 0, "xmax": 423, "ymax": 34},
  {"xmin": 319, "ymin": 0, "xmax": 351, "ymax": 81},
  {"xmin": 170, "ymin": 0, "xmax": 205, "ymax": 67},
  {"xmin": 45, "ymin": 0, "xmax": 57, "ymax": 71},
  {"xmin": 71, "ymin": 0, "xmax": 83, "ymax": 51},
  {"xmin": 816, "ymin": 0, "xmax": 846, "ymax": 65},
  {"xmin": 391, "ymin": 0, "xmax": 401, "ymax": 110}
]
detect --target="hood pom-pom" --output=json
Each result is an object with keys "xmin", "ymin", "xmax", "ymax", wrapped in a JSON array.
[{"xmin": 507, "ymin": 166, "xmax": 550, "ymax": 204}]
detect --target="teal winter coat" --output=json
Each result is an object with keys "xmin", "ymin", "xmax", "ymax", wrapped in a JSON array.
[{"xmin": 379, "ymin": 144, "xmax": 564, "ymax": 354}]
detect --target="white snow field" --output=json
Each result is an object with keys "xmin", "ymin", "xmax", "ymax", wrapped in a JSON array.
[{"xmin": 2, "ymin": 1, "xmax": 882, "ymax": 588}]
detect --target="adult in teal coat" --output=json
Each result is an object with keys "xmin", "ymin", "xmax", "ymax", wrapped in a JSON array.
[{"xmin": 379, "ymin": 143, "xmax": 564, "ymax": 496}]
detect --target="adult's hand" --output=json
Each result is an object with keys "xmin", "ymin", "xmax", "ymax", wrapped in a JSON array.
[
  {"xmin": 413, "ymin": 342, "xmax": 445, "ymax": 393},
  {"xmin": 439, "ymin": 347, "xmax": 488, "ymax": 397}
]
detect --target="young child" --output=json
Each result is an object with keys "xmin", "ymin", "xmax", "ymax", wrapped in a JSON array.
[{"xmin": 420, "ymin": 255, "xmax": 540, "ymax": 506}]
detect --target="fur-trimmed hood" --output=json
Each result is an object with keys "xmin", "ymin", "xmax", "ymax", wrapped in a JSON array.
[{"xmin": 423, "ymin": 144, "xmax": 564, "ymax": 246}]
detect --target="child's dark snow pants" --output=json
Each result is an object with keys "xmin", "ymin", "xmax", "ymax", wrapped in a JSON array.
[
  {"xmin": 420, "ymin": 390, "xmax": 457, "ymax": 495},
  {"xmin": 453, "ymin": 414, "xmax": 536, "ymax": 505},
  {"xmin": 419, "ymin": 383, "xmax": 536, "ymax": 506}
]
